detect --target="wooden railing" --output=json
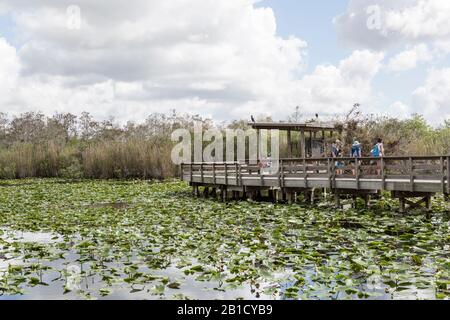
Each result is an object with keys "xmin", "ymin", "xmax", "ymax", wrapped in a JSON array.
[{"xmin": 181, "ymin": 156, "xmax": 450, "ymax": 193}]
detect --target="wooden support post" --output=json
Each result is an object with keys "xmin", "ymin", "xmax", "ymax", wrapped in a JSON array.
[
  {"xmin": 221, "ymin": 188, "xmax": 227, "ymax": 202},
  {"xmin": 399, "ymin": 196, "xmax": 406, "ymax": 214},
  {"xmin": 201, "ymin": 163, "xmax": 204, "ymax": 183},
  {"xmin": 298, "ymin": 133, "xmax": 303, "ymax": 159},
  {"xmin": 351, "ymin": 195, "xmax": 356, "ymax": 209},
  {"xmin": 225, "ymin": 163, "xmax": 228, "ymax": 186},
  {"xmin": 287, "ymin": 130, "xmax": 292, "ymax": 158},
  {"xmin": 303, "ymin": 190, "xmax": 309, "ymax": 204},
  {"xmin": 364, "ymin": 195, "xmax": 369, "ymax": 209},
  {"xmin": 287, "ymin": 191, "xmax": 293, "ymax": 204},
  {"xmin": 203, "ymin": 186, "xmax": 209, "ymax": 198},
  {"xmin": 257, "ymin": 129, "xmax": 260, "ymax": 161},
  {"xmin": 301, "ymin": 130, "xmax": 306, "ymax": 158},
  {"xmin": 334, "ymin": 190, "xmax": 341, "ymax": 209},
  {"xmin": 239, "ymin": 164, "xmax": 243, "ymax": 187},
  {"xmin": 186, "ymin": 163, "xmax": 194, "ymax": 182},
  {"xmin": 303, "ymin": 158, "xmax": 308, "ymax": 189},
  {"xmin": 327, "ymin": 158, "xmax": 332, "ymax": 189},
  {"xmin": 268, "ymin": 190, "xmax": 275, "ymax": 202},
  {"xmin": 425, "ymin": 195, "xmax": 432, "ymax": 219},
  {"xmin": 331, "ymin": 156, "xmax": 336, "ymax": 189},
  {"xmin": 278, "ymin": 160, "xmax": 282, "ymax": 187},
  {"xmin": 193, "ymin": 184, "xmax": 200, "ymax": 197},
  {"xmin": 409, "ymin": 157, "xmax": 414, "ymax": 192},
  {"xmin": 355, "ymin": 160, "xmax": 360, "ymax": 190},
  {"xmin": 447, "ymin": 156, "xmax": 450, "ymax": 195},
  {"xmin": 425, "ymin": 195, "xmax": 432, "ymax": 211}
]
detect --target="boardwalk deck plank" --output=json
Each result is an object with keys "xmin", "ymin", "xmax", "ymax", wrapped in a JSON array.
[{"xmin": 181, "ymin": 156, "xmax": 450, "ymax": 200}]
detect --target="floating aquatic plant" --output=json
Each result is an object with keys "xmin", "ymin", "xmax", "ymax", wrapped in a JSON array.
[{"xmin": 0, "ymin": 179, "xmax": 448, "ymax": 300}]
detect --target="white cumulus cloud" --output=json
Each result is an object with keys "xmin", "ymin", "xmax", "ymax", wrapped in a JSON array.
[
  {"xmin": 0, "ymin": 0, "xmax": 308, "ymax": 121},
  {"xmin": 294, "ymin": 50, "xmax": 385, "ymax": 115},
  {"xmin": 4, "ymin": 0, "xmax": 433, "ymax": 124},
  {"xmin": 387, "ymin": 44, "xmax": 432, "ymax": 72},
  {"xmin": 0, "ymin": 38, "xmax": 20, "ymax": 104},
  {"xmin": 335, "ymin": 0, "xmax": 450, "ymax": 50},
  {"xmin": 412, "ymin": 68, "xmax": 450, "ymax": 124}
]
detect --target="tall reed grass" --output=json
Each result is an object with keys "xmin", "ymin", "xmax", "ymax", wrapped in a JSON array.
[{"xmin": 0, "ymin": 111, "xmax": 448, "ymax": 180}]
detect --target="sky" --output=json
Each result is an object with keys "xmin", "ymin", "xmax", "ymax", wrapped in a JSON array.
[{"xmin": 0, "ymin": 0, "xmax": 449, "ymax": 125}]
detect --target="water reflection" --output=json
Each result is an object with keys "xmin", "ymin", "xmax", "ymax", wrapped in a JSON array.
[{"xmin": 0, "ymin": 228, "xmax": 439, "ymax": 300}]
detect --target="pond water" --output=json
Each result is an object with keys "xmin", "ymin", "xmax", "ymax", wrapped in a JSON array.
[{"xmin": 0, "ymin": 179, "xmax": 448, "ymax": 300}]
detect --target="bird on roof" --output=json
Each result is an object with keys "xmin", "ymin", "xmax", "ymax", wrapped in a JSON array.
[{"xmin": 251, "ymin": 115, "xmax": 256, "ymax": 123}]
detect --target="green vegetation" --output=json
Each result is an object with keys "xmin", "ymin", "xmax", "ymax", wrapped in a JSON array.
[
  {"xmin": 0, "ymin": 179, "xmax": 448, "ymax": 300},
  {"xmin": 0, "ymin": 111, "xmax": 203, "ymax": 180},
  {"xmin": 0, "ymin": 111, "xmax": 449, "ymax": 180}
]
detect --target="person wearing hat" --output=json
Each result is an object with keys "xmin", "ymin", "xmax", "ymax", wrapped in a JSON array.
[
  {"xmin": 350, "ymin": 140, "xmax": 362, "ymax": 158},
  {"xmin": 350, "ymin": 140, "xmax": 362, "ymax": 175}
]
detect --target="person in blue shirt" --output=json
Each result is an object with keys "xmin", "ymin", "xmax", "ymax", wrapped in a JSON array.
[
  {"xmin": 351, "ymin": 140, "xmax": 362, "ymax": 158},
  {"xmin": 350, "ymin": 140, "xmax": 362, "ymax": 175},
  {"xmin": 371, "ymin": 138, "xmax": 385, "ymax": 175},
  {"xmin": 371, "ymin": 138, "xmax": 384, "ymax": 158}
]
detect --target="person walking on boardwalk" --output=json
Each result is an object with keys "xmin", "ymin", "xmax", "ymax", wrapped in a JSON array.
[
  {"xmin": 350, "ymin": 140, "xmax": 362, "ymax": 175},
  {"xmin": 332, "ymin": 139, "xmax": 343, "ymax": 175},
  {"xmin": 350, "ymin": 140, "xmax": 362, "ymax": 158},
  {"xmin": 371, "ymin": 138, "xmax": 385, "ymax": 175}
]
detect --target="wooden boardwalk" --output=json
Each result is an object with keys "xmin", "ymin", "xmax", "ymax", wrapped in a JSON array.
[{"xmin": 181, "ymin": 156, "xmax": 450, "ymax": 213}]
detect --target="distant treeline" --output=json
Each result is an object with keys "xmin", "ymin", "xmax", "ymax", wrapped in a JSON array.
[
  {"xmin": 0, "ymin": 110, "xmax": 449, "ymax": 179},
  {"xmin": 0, "ymin": 111, "xmax": 207, "ymax": 180}
]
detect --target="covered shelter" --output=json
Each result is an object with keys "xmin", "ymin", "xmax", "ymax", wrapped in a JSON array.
[{"xmin": 248, "ymin": 122, "xmax": 339, "ymax": 159}]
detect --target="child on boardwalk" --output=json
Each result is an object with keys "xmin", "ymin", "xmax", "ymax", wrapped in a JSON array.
[{"xmin": 371, "ymin": 138, "xmax": 385, "ymax": 175}]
